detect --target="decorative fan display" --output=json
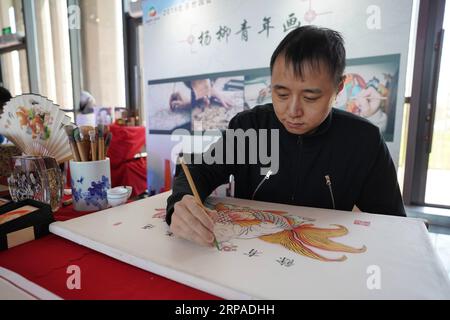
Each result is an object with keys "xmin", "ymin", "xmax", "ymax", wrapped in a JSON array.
[{"xmin": 0, "ymin": 94, "xmax": 73, "ymax": 163}]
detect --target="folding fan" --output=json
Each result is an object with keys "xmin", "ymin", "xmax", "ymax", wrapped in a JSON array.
[{"xmin": 0, "ymin": 94, "xmax": 73, "ymax": 163}]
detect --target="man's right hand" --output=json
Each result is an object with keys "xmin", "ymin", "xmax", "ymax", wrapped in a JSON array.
[{"xmin": 170, "ymin": 195, "xmax": 218, "ymax": 247}]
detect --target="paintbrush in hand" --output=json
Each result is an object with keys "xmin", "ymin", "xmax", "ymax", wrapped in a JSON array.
[{"xmin": 179, "ymin": 157, "xmax": 220, "ymax": 250}]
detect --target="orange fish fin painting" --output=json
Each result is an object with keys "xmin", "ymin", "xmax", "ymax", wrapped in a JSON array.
[
  {"xmin": 298, "ymin": 223, "xmax": 348, "ymax": 237},
  {"xmin": 259, "ymin": 230, "xmax": 347, "ymax": 262},
  {"xmin": 295, "ymin": 224, "xmax": 367, "ymax": 254}
]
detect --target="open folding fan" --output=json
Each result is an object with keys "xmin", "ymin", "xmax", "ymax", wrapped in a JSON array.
[{"xmin": 0, "ymin": 94, "xmax": 73, "ymax": 163}]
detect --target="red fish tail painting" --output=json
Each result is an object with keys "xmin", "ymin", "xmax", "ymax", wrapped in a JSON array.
[{"xmin": 212, "ymin": 203, "xmax": 367, "ymax": 262}]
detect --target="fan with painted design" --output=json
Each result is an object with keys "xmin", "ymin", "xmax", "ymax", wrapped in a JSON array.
[{"xmin": 0, "ymin": 94, "xmax": 73, "ymax": 163}]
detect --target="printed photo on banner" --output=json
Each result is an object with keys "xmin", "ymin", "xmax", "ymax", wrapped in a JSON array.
[
  {"xmin": 190, "ymin": 76, "xmax": 244, "ymax": 131},
  {"xmin": 147, "ymin": 69, "xmax": 269, "ymax": 134},
  {"xmin": 335, "ymin": 54, "xmax": 401, "ymax": 142},
  {"xmin": 148, "ymin": 81, "xmax": 192, "ymax": 133},
  {"xmin": 147, "ymin": 56, "xmax": 400, "ymax": 140},
  {"xmin": 244, "ymin": 71, "xmax": 272, "ymax": 110}
]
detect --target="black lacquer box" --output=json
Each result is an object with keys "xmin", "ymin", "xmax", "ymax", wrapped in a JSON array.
[{"xmin": 0, "ymin": 199, "xmax": 54, "ymax": 250}]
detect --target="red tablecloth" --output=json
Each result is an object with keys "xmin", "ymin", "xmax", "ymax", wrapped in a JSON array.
[{"xmin": 0, "ymin": 203, "xmax": 219, "ymax": 300}]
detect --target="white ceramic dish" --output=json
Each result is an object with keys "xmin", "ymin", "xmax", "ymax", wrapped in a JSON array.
[{"xmin": 107, "ymin": 186, "xmax": 132, "ymax": 207}]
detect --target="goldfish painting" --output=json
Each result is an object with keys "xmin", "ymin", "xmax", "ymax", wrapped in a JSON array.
[
  {"xmin": 153, "ymin": 202, "xmax": 367, "ymax": 262},
  {"xmin": 211, "ymin": 203, "xmax": 366, "ymax": 262}
]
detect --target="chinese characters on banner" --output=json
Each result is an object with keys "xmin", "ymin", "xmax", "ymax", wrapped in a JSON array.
[{"xmin": 197, "ymin": 14, "xmax": 301, "ymax": 46}]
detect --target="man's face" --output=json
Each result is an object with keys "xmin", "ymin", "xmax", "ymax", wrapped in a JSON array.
[{"xmin": 271, "ymin": 55, "xmax": 341, "ymax": 135}]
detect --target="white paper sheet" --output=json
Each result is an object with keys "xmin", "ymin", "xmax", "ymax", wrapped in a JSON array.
[{"xmin": 49, "ymin": 192, "xmax": 450, "ymax": 299}]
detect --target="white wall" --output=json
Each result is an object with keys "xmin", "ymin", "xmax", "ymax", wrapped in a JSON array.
[{"xmin": 142, "ymin": 0, "xmax": 415, "ymax": 193}]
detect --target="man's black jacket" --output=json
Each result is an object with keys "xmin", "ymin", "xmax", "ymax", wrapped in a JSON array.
[{"xmin": 166, "ymin": 104, "xmax": 406, "ymax": 225}]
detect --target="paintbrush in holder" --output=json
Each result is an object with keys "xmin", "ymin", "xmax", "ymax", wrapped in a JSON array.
[{"xmin": 65, "ymin": 124, "xmax": 112, "ymax": 162}]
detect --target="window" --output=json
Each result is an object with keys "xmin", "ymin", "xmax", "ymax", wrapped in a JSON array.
[
  {"xmin": 0, "ymin": 0, "xmax": 74, "ymax": 111},
  {"xmin": 0, "ymin": 0, "xmax": 29, "ymax": 96},
  {"xmin": 79, "ymin": 0, "xmax": 126, "ymax": 109},
  {"xmin": 425, "ymin": 3, "xmax": 450, "ymax": 206},
  {"xmin": 34, "ymin": 0, "xmax": 74, "ymax": 110}
]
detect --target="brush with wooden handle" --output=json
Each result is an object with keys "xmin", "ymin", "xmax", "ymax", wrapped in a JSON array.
[
  {"xmin": 104, "ymin": 132, "xmax": 112, "ymax": 158},
  {"xmin": 179, "ymin": 156, "xmax": 220, "ymax": 250},
  {"xmin": 64, "ymin": 125, "xmax": 81, "ymax": 162},
  {"xmin": 97, "ymin": 124, "xmax": 105, "ymax": 160},
  {"xmin": 89, "ymin": 129, "xmax": 98, "ymax": 161},
  {"xmin": 73, "ymin": 127, "xmax": 88, "ymax": 162},
  {"xmin": 79, "ymin": 126, "xmax": 94, "ymax": 161}
]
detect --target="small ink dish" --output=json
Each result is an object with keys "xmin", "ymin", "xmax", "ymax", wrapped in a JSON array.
[{"xmin": 107, "ymin": 186, "xmax": 132, "ymax": 207}]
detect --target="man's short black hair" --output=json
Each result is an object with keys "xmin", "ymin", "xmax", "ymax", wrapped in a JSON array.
[
  {"xmin": 0, "ymin": 86, "xmax": 12, "ymax": 108},
  {"xmin": 0, "ymin": 87, "xmax": 12, "ymax": 117},
  {"xmin": 270, "ymin": 25, "xmax": 346, "ymax": 86}
]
